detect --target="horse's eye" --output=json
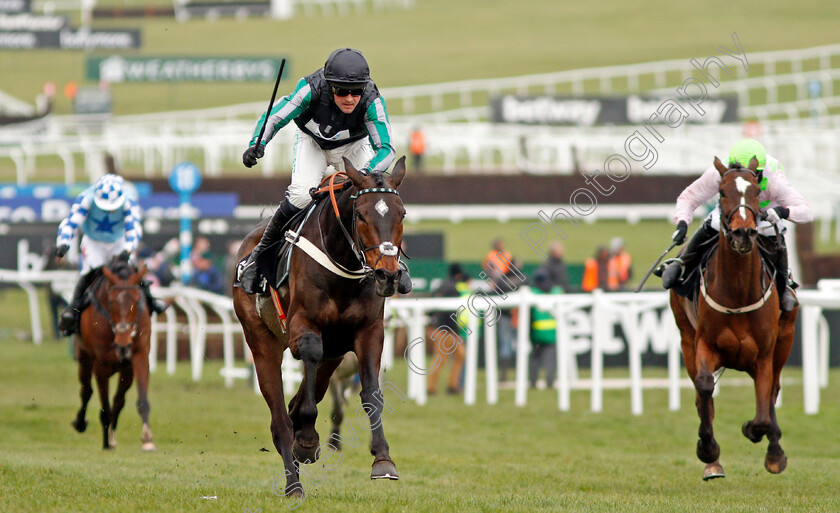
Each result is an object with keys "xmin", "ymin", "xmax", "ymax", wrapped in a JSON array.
[{"xmin": 719, "ymin": 192, "xmax": 726, "ymax": 198}]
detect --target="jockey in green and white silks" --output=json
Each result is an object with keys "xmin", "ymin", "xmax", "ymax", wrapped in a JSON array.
[
  {"xmin": 660, "ymin": 139, "xmax": 814, "ymax": 311},
  {"xmin": 54, "ymin": 174, "xmax": 167, "ymax": 336},
  {"xmin": 239, "ymin": 48, "xmax": 410, "ymax": 295}
]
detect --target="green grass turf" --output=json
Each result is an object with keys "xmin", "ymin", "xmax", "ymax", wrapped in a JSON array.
[
  {"xmin": 2, "ymin": 288, "xmax": 840, "ymax": 512},
  {"xmin": 3, "ymin": 0, "xmax": 840, "ymax": 116}
]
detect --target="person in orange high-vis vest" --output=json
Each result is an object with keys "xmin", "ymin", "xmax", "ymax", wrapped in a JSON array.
[
  {"xmin": 581, "ymin": 245, "xmax": 616, "ymax": 292},
  {"xmin": 608, "ymin": 237, "xmax": 632, "ymax": 290},
  {"xmin": 409, "ymin": 126, "xmax": 426, "ymax": 172}
]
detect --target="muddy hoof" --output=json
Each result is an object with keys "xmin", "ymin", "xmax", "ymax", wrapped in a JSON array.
[
  {"xmin": 293, "ymin": 439, "xmax": 319, "ymax": 464},
  {"xmin": 71, "ymin": 418, "xmax": 87, "ymax": 433},
  {"xmin": 765, "ymin": 453, "xmax": 787, "ymax": 474},
  {"xmin": 702, "ymin": 461, "xmax": 725, "ymax": 481},
  {"xmin": 371, "ymin": 459, "xmax": 399, "ymax": 480}
]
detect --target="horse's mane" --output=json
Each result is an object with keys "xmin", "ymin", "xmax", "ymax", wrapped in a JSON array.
[
  {"xmin": 371, "ymin": 172, "xmax": 385, "ymax": 187},
  {"xmin": 108, "ymin": 259, "xmax": 136, "ymax": 280}
]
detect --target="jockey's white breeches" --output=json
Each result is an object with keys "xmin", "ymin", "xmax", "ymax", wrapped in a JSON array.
[
  {"xmin": 285, "ymin": 129, "xmax": 373, "ymax": 209},
  {"xmin": 80, "ymin": 236, "xmax": 133, "ymax": 274}
]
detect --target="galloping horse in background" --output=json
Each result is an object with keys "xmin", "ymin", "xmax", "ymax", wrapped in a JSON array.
[
  {"xmin": 72, "ymin": 257, "xmax": 157, "ymax": 451},
  {"xmin": 671, "ymin": 157, "xmax": 796, "ymax": 480},
  {"xmin": 233, "ymin": 157, "xmax": 407, "ymax": 498}
]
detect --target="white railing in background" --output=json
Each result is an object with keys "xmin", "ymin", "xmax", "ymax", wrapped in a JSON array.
[{"xmin": 2, "ymin": 267, "xmax": 835, "ymax": 414}]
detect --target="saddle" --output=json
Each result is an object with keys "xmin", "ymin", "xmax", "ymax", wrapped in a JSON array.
[{"xmin": 236, "ymin": 173, "xmax": 354, "ymax": 296}]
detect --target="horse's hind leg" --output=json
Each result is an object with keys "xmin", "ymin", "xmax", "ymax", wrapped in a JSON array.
[
  {"xmin": 94, "ymin": 364, "xmax": 115, "ymax": 450},
  {"xmin": 328, "ymin": 373, "xmax": 345, "ymax": 451},
  {"xmin": 108, "ymin": 360, "xmax": 134, "ymax": 449},
  {"xmin": 355, "ymin": 325, "xmax": 399, "ymax": 480},
  {"xmin": 72, "ymin": 347, "xmax": 94, "ymax": 433}
]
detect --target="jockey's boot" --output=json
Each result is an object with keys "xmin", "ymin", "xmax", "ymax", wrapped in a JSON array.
[
  {"xmin": 773, "ymin": 235, "xmax": 798, "ymax": 312},
  {"xmin": 661, "ymin": 220, "xmax": 716, "ymax": 289},
  {"xmin": 397, "ymin": 261, "xmax": 413, "ymax": 294},
  {"xmin": 140, "ymin": 280, "xmax": 169, "ymax": 314},
  {"xmin": 239, "ymin": 199, "xmax": 301, "ymax": 294},
  {"xmin": 59, "ymin": 271, "xmax": 97, "ymax": 336}
]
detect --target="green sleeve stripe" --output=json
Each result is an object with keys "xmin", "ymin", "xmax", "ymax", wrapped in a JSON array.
[
  {"xmin": 364, "ymin": 97, "xmax": 395, "ymax": 173},
  {"xmin": 249, "ymin": 78, "xmax": 312, "ymax": 147}
]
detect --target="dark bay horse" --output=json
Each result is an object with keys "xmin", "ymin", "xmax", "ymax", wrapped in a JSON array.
[
  {"xmin": 71, "ymin": 258, "xmax": 156, "ymax": 451},
  {"xmin": 233, "ymin": 157, "xmax": 407, "ymax": 498},
  {"xmin": 671, "ymin": 157, "xmax": 796, "ymax": 480}
]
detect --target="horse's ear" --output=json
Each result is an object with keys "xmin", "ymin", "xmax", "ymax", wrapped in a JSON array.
[
  {"xmin": 343, "ymin": 157, "xmax": 366, "ymax": 187},
  {"xmin": 713, "ymin": 156, "xmax": 727, "ymax": 176},
  {"xmin": 748, "ymin": 156, "xmax": 759, "ymax": 173},
  {"xmin": 130, "ymin": 264, "xmax": 148, "ymax": 285},
  {"xmin": 102, "ymin": 266, "xmax": 118, "ymax": 284},
  {"xmin": 388, "ymin": 156, "xmax": 407, "ymax": 189}
]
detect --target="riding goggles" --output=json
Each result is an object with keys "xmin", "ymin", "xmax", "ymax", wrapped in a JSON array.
[{"xmin": 331, "ymin": 85, "xmax": 365, "ymax": 97}]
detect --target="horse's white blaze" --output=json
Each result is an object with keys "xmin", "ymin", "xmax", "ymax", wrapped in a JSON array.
[
  {"xmin": 375, "ymin": 199, "xmax": 389, "ymax": 217},
  {"xmin": 735, "ymin": 177, "xmax": 751, "ymax": 220}
]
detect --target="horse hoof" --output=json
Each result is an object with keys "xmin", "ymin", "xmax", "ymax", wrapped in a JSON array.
[
  {"xmin": 71, "ymin": 419, "xmax": 87, "ymax": 433},
  {"xmin": 742, "ymin": 421, "xmax": 762, "ymax": 443},
  {"xmin": 702, "ymin": 461, "xmax": 725, "ymax": 481},
  {"xmin": 141, "ymin": 442, "xmax": 158, "ymax": 451},
  {"xmin": 293, "ymin": 439, "xmax": 319, "ymax": 464},
  {"xmin": 371, "ymin": 460, "xmax": 399, "ymax": 480},
  {"xmin": 765, "ymin": 453, "xmax": 787, "ymax": 474}
]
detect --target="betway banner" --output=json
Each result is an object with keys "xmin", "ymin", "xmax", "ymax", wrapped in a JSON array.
[
  {"xmin": 0, "ymin": 0, "xmax": 31, "ymax": 13},
  {"xmin": 491, "ymin": 94, "xmax": 738, "ymax": 126},
  {"xmin": 87, "ymin": 56, "xmax": 287, "ymax": 82},
  {"xmin": 0, "ymin": 26, "xmax": 140, "ymax": 49}
]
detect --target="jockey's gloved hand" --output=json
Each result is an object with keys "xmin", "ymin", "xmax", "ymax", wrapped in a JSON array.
[
  {"xmin": 117, "ymin": 250, "xmax": 131, "ymax": 262},
  {"xmin": 54, "ymin": 244, "xmax": 69, "ymax": 258},
  {"xmin": 242, "ymin": 145, "xmax": 265, "ymax": 168},
  {"xmin": 764, "ymin": 206, "xmax": 790, "ymax": 225},
  {"xmin": 672, "ymin": 221, "xmax": 688, "ymax": 245}
]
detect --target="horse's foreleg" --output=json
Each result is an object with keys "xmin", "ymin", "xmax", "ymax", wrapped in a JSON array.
[
  {"xmin": 107, "ymin": 360, "xmax": 134, "ymax": 449},
  {"xmin": 693, "ymin": 339, "xmax": 722, "ymax": 475},
  {"xmin": 742, "ymin": 357, "xmax": 774, "ymax": 445},
  {"xmin": 288, "ymin": 354, "xmax": 343, "ymax": 464},
  {"xmin": 764, "ymin": 311, "xmax": 795, "ymax": 474},
  {"xmin": 355, "ymin": 328, "xmax": 399, "ymax": 481},
  {"xmin": 94, "ymin": 364, "xmax": 114, "ymax": 450},
  {"xmin": 132, "ymin": 348, "xmax": 156, "ymax": 451},
  {"xmin": 72, "ymin": 348, "xmax": 94, "ymax": 433}
]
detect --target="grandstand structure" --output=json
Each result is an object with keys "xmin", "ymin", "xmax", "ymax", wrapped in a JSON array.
[{"xmin": 3, "ymin": 43, "xmax": 840, "ymax": 219}]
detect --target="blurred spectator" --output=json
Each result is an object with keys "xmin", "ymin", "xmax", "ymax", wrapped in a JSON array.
[
  {"xmin": 541, "ymin": 241, "xmax": 569, "ymax": 292},
  {"xmin": 482, "ymin": 238, "xmax": 518, "ymax": 381},
  {"xmin": 189, "ymin": 236, "xmax": 224, "ymax": 294},
  {"xmin": 582, "ymin": 245, "xmax": 614, "ymax": 292},
  {"xmin": 144, "ymin": 238, "xmax": 179, "ymax": 287},
  {"xmin": 427, "ymin": 263, "xmax": 469, "ymax": 395},
  {"xmin": 608, "ymin": 237, "xmax": 632, "ymax": 290},
  {"xmin": 409, "ymin": 126, "xmax": 426, "ymax": 173},
  {"xmin": 528, "ymin": 268, "xmax": 561, "ymax": 389}
]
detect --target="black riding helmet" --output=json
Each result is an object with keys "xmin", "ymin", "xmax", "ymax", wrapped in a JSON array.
[{"xmin": 324, "ymin": 48, "xmax": 370, "ymax": 87}]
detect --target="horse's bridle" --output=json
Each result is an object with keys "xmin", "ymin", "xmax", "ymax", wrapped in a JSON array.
[
  {"xmin": 718, "ymin": 168, "xmax": 760, "ymax": 240},
  {"xmin": 92, "ymin": 282, "xmax": 143, "ymax": 338},
  {"xmin": 318, "ymin": 181, "xmax": 406, "ymax": 278}
]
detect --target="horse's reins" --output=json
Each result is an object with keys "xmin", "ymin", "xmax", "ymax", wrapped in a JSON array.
[{"xmin": 703, "ymin": 168, "xmax": 777, "ymax": 315}]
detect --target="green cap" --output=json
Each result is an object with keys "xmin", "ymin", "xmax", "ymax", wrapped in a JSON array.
[{"xmin": 728, "ymin": 138, "xmax": 766, "ymax": 171}]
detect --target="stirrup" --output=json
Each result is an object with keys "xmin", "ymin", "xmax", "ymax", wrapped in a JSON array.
[{"xmin": 59, "ymin": 309, "xmax": 77, "ymax": 336}]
